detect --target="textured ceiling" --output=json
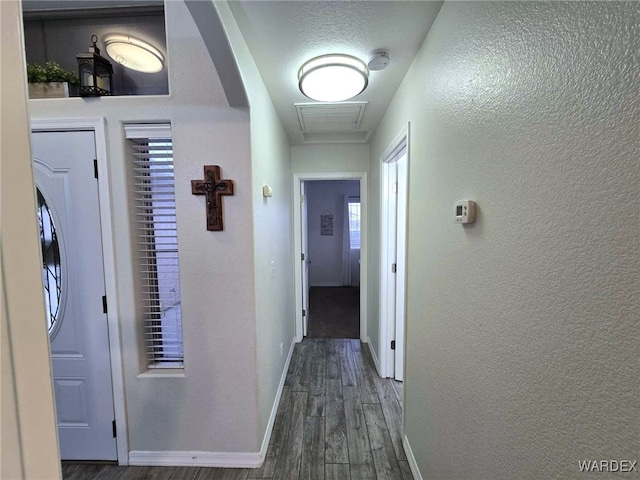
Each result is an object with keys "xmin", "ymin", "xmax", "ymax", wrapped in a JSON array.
[{"xmin": 228, "ymin": 1, "xmax": 443, "ymax": 144}]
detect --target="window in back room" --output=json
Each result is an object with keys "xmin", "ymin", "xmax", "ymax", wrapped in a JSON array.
[{"xmin": 22, "ymin": 0, "xmax": 169, "ymax": 98}]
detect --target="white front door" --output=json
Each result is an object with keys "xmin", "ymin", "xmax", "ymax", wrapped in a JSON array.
[{"xmin": 32, "ymin": 130, "xmax": 117, "ymax": 461}]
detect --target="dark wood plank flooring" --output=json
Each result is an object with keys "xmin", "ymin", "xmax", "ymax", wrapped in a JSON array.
[{"xmin": 62, "ymin": 339, "xmax": 409, "ymax": 480}]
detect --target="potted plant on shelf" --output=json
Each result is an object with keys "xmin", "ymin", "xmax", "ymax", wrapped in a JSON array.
[{"xmin": 27, "ymin": 61, "xmax": 80, "ymax": 99}]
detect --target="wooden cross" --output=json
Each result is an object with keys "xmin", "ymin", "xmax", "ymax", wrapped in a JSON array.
[{"xmin": 191, "ymin": 165, "xmax": 235, "ymax": 231}]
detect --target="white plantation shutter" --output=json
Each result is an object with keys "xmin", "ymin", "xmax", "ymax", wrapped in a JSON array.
[
  {"xmin": 348, "ymin": 198, "xmax": 361, "ymax": 249},
  {"xmin": 125, "ymin": 124, "xmax": 183, "ymax": 368}
]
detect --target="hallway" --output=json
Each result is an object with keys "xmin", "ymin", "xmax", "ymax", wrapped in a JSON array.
[{"xmin": 62, "ymin": 339, "xmax": 410, "ymax": 480}]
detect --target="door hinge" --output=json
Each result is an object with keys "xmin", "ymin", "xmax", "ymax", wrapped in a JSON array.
[
  {"xmin": 300, "ymin": 195, "xmax": 304, "ymax": 203},
  {"xmin": 301, "ymin": 253, "xmax": 305, "ymax": 261},
  {"xmin": 94, "ymin": 159, "xmax": 99, "ymax": 179},
  {"xmin": 391, "ymin": 340, "xmax": 396, "ymax": 350},
  {"xmin": 393, "ymin": 182, "xmax": 398, "ymax": 194},
  {"xmin": 391, "ymin": 263, "xmax": 397, "ymax": 273},
  {"xmin": 102, "ymin": 295, "xmax": 108, "ymax": 314},
  {"xmin": 112, "ymin": 420, "xmax": 117, "ymax": 438},
  {"xmin": 302, "ymin": 309, "xmax": 306, "ymax": 317}
]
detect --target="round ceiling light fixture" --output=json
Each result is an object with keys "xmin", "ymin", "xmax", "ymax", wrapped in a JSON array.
[
  {"xmin": 298, "ymin": 54, "xmax": 369, "ymax": 102},
  {"xmin": 103, "ymin": 35, "xmax": 164, "ymax": 73}
]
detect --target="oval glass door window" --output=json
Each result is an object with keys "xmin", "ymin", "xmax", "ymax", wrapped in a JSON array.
[{"xmin": 36, "ymin": 188, "xmax": 63, "ymax": 336}]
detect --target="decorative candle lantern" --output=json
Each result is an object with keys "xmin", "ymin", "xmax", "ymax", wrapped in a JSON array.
[{"xmin": 76, "ymin": 35, "xmax": 113, "ymax": 97}]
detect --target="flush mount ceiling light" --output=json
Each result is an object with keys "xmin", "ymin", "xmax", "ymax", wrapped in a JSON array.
[
  {"xmin": 103, "ymin": 35, "xmax": 164, "ymax": 73},
  {"xmin": 298, "ymin": 54, "xmax": 369, "ymax": 102}
]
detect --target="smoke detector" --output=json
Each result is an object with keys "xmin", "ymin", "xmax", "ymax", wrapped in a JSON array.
[{"xmin": 368, "ymin": 49, "xmax": 390, "ymax": 71}]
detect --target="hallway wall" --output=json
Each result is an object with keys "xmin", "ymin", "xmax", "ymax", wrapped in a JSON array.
[
  {"xmin": 369, "ymin": 2, "xmax": 639, "ymax": 479},
  {"xmin": 215, "ymin": 1, "xmax": 296, "ymax": 445},
  {"xmin": 292, "ymin": 144, "xmax": 369, "ymax": 174}
]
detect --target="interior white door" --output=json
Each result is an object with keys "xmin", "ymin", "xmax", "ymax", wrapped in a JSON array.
[
  {"xmin": 382, "ymin": 147, "xmax": 408, "ymax": 381},
  {"xmin": 394, "ymin": 155, "xmax": 408, "ymax": 382},
  {"xmin": 32, "ymin": 130, "xmax": 117, "ymax": 461},
  {"xmin": 384, "ymin": 163, "xmax": 398, "ymax": 377},
  {"xmin": 301, "ymin": 181, "xmax": 310, "ymax": 336}
]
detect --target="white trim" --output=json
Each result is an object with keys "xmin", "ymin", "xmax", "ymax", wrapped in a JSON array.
[
  {"xmin": 309, "ymin": 282, "xmax": 344, "ymax": 287},
  {"xmin": 30, "ymin": 118, "xmax": 129, "ymax": 465},
  {"xmin": 403, "ymin": 435, "xmax": 423, "ymax": 480},
  {"xmin": 366, "ymin": 336, "xmax": 382, "ymax": 376},
  {"xmin": 258, "ymin": 338, "xmax": 296, "ymax": 459},
  {"xmin": 137, "ymin": 370, "xmax": 186, "ymax": 379},
  {"xmin": 378, "ymin": 123, "xmax": 410, "ymax": 379},
  {"xmin": 293, "ymin": 172, "xmax": 368, "ymax": 343},
  {"xmin": 128, "ymin": 451, "xmax": 262, "ymax": 468},
  {"xmin": 124, "ymin": 123, "xmax": 171, "ymax": 139},
  {"xmin": 380, "ymin": 124, "xmax": 410, "ymax": 163}
]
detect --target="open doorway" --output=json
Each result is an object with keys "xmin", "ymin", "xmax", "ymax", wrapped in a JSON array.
[
  {"xmin": 293, "ymin": 172, "xmax": 368, "ymax": 343},
  {"xmin": 304, "ymin": 180, "xmax": 360, "ymax": 338}
]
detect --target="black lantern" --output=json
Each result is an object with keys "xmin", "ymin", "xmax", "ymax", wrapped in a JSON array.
[{"xmin": 77, "ymin": 35, "xmax": 113, "ymax": 97}]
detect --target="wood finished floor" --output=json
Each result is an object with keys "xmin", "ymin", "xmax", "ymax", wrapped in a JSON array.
[{"xmin": 62, "ymin": 339, "xmax": 410, "ymax": 480}]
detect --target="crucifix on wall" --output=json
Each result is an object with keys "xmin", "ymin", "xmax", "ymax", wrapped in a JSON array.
[{"xmin": 191, "ymin": 165, "xmax": 235, "ymax": 231}]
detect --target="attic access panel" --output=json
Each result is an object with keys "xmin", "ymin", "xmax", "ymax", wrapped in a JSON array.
[{"xmin": 295, "ymin": 102, "xmax": 367, "ymax": 132}]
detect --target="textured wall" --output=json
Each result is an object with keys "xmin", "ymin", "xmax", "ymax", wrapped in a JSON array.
[
  {"xmin": 292, "ymin": 144, "xmax": 370, "ymax": 174},
  {"xmin": 215, "ymin": 0, "xmax": 296, "ymax": 443},
  {"xmin": 369, "ymin": 2, "xmax": 639, "ymax": 479}
]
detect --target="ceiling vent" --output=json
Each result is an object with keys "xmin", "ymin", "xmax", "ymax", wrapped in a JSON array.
[{"xmin": 295, "ymin": 102, "xmax": 367, "ymax": 132}]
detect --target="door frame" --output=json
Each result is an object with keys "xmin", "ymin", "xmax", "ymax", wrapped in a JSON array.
[
  {"xmin": 300, "ymin": 180, "xmax": 309, "ymax": 337},
  {"xmin": 379, "ymin": 124, "xmax": 410, "ymax": 379},
  {"xmin": 31, "ymin": 118, "xmax": 128, "ymax": 465},
  {"xmin": 293, "ymin": 172, "xmax": 368, "ymax": 343}
]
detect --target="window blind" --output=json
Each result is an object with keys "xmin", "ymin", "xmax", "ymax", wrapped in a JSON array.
[
  {"xmin": 348, "ymin": 199, "xmax": 361, "ymax": 249},
  {"xmin": 125, "ymin": 124, "xmax": 183, "ymax": 368}
]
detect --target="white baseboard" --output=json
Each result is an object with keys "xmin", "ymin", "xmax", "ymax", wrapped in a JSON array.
[
  {"xmin": 366, "ymin": 336, "xmax": 382, "ymax": 376},
  {"xmin": 403, "ymin": 435, "xmax": 423, "ymax": 480},
  {"xmin": 128, "ymin": 450, "xmax": 262, "ymax": 468},
  {"xmin": 258, "ymin": 337, "xmax": 296, "ymax": 458},
  {"xmin": 129, "ymin": 338, "xmax": 297, "ymax": 469}
]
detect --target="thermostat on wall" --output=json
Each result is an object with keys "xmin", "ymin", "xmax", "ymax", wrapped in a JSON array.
[{"xmin": 455, "ymin": 200, "xmax": 476, "ymax": 224}]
